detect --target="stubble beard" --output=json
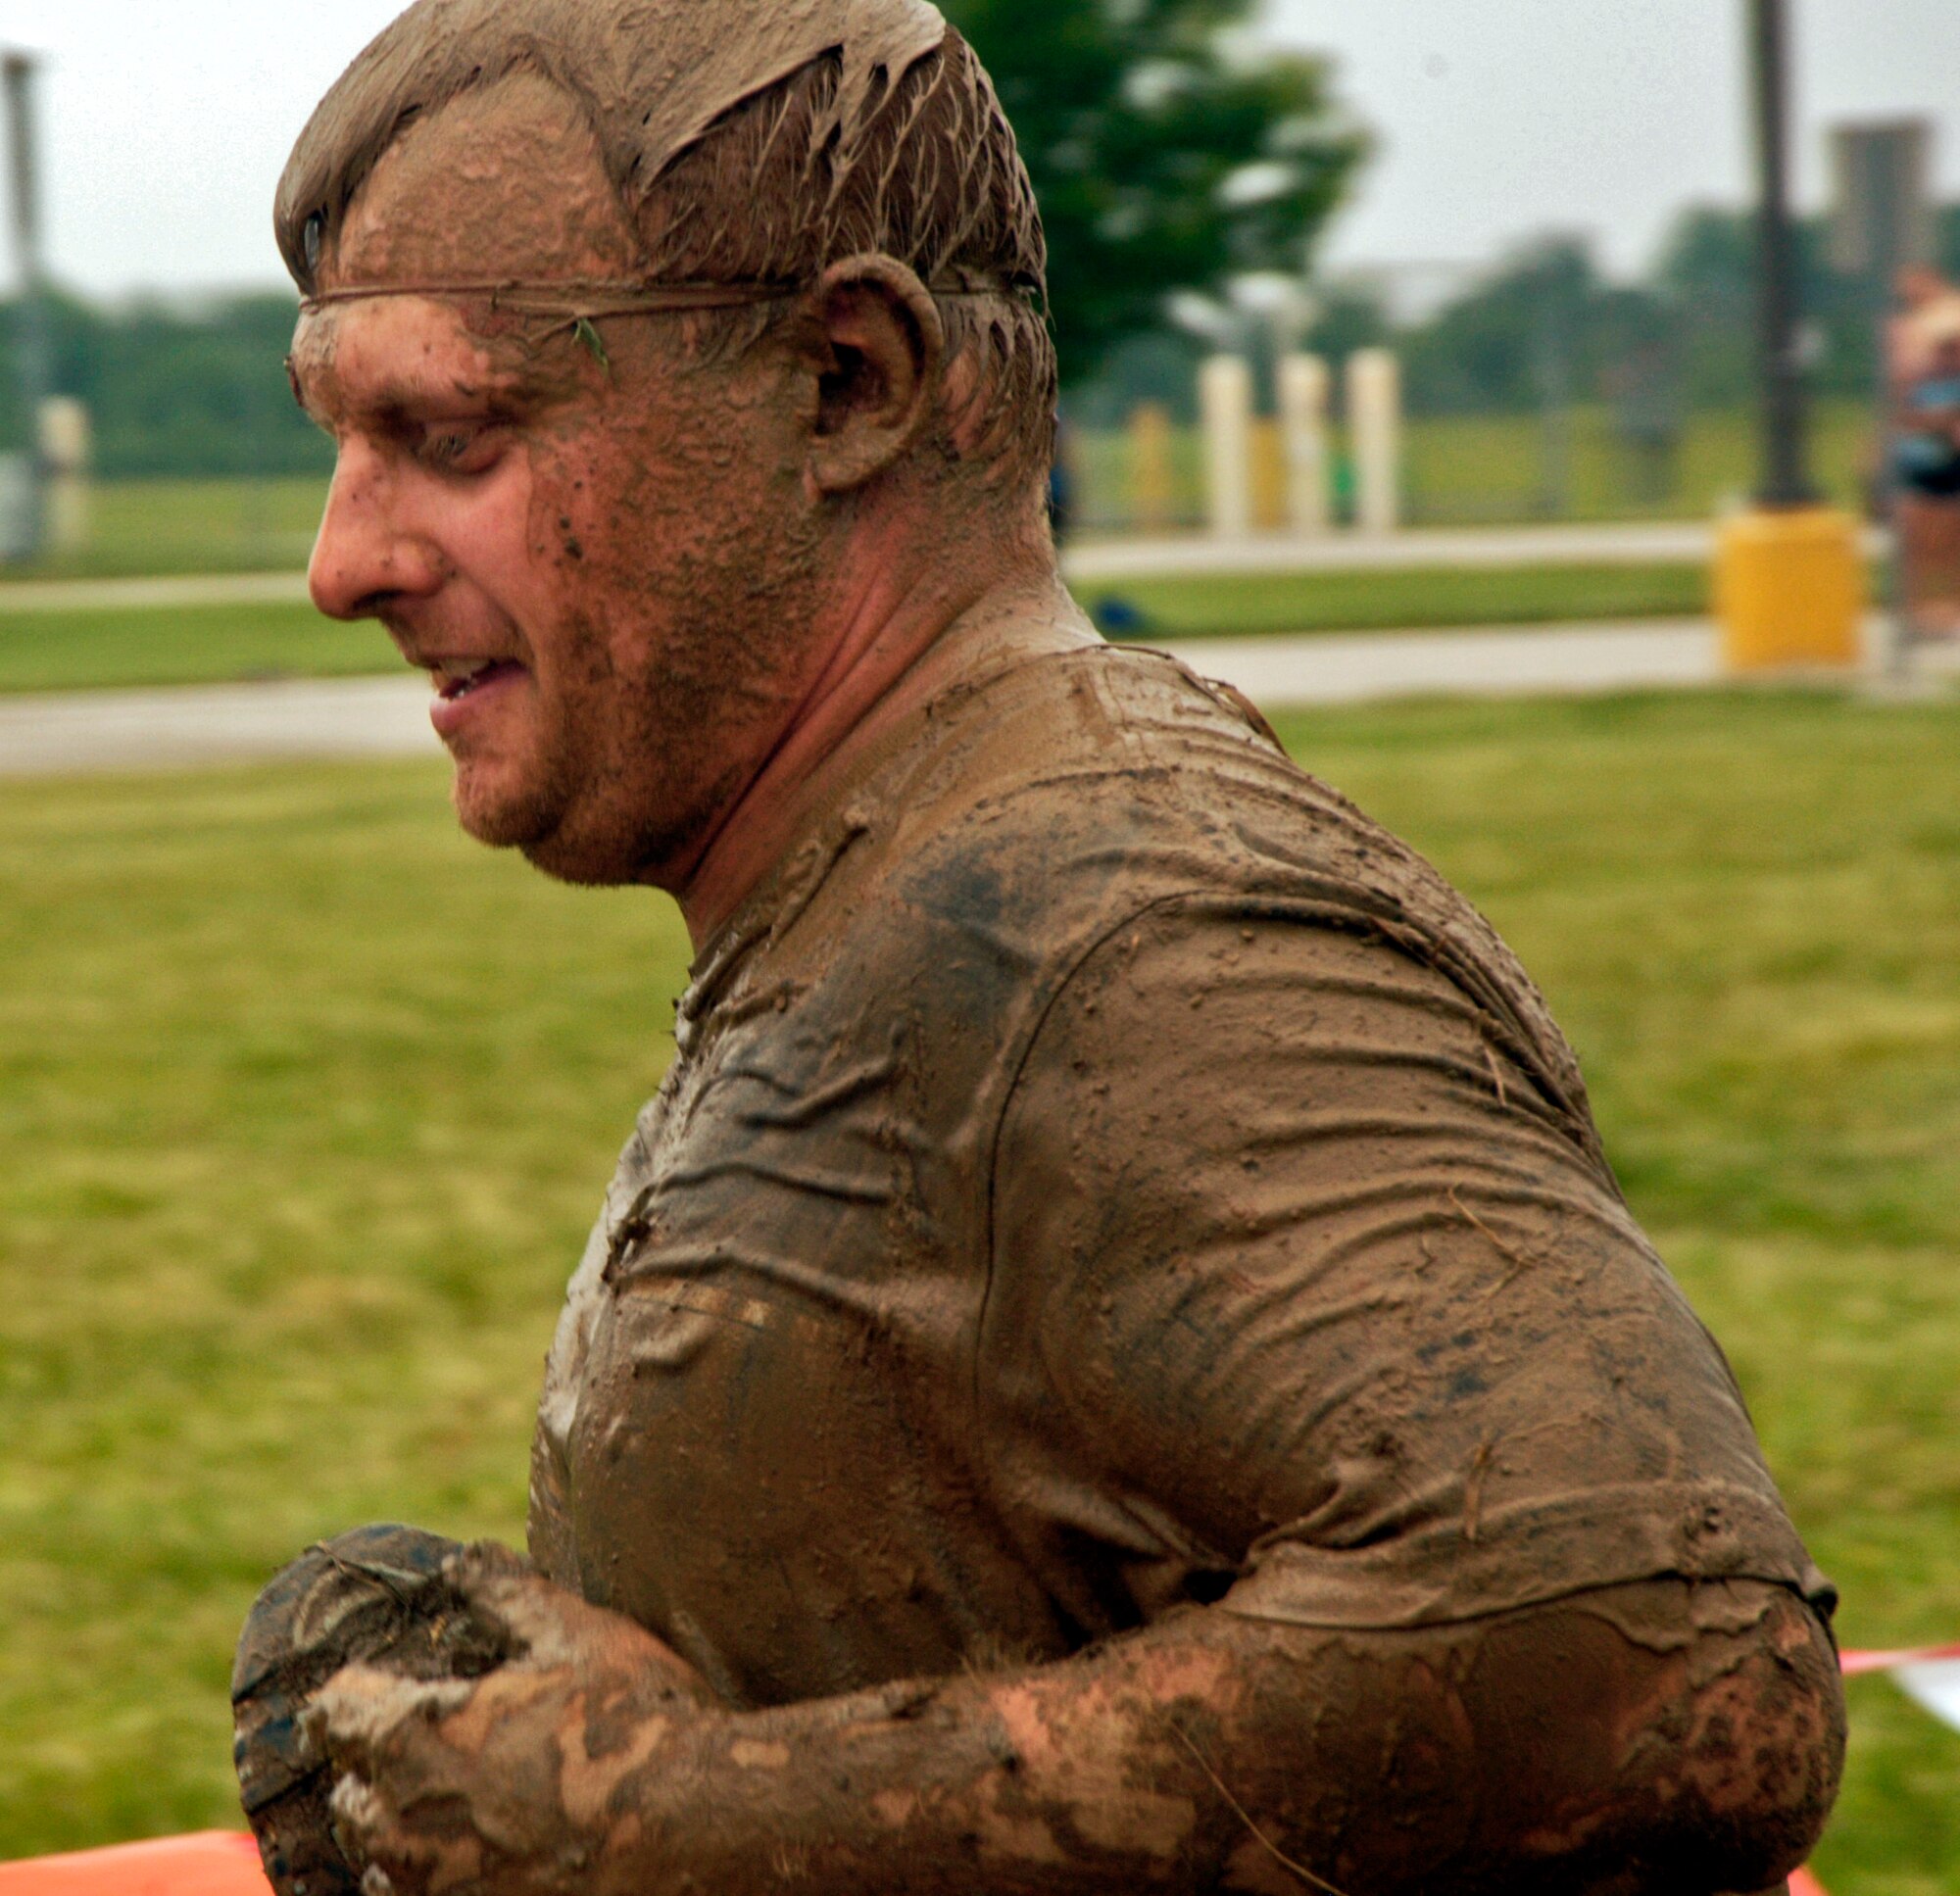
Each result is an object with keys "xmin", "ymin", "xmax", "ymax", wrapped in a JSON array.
[
  {"xmin": 455, "ymin": 379, "xmax": 829, "ymax": 891},
  {"xmin": 459, "ymin": 595, "xmax": 802, "ymax": 892}
]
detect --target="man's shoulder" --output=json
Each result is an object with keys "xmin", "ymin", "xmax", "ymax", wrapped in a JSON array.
[
  {"xmin": 868, "ymin": 649, "xmax": 1523, "ymax": 987},
  {"xmin": 862, "ymin": 643, "xmax": 1594, "ymax": 1139},
  {"xmin": 868, "ymin": 642, "xmax": 1373, "ymax": 916},
  {"xmin": 723, "ymin": 642, "xmax": 1590, "ymax": 1142}
]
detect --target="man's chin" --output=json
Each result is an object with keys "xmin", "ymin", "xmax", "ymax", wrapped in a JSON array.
[
  {"xmin": 450, "ymin": 774, "xmax": 639, "ymax": 888},
  {"xmin": 451, "ymin": 760, "xmax": 562, "ymax": 854},
  {"xmin": 514, "ymin": 833, "xmax": 643, "ymax": 889}
]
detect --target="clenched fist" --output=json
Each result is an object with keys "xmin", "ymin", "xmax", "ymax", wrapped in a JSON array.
[{"xmin": 235, "ymin": 1526, "xmax": 715, "ymax": 1896}]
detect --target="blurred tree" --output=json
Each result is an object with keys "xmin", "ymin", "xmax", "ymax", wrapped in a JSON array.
[
  {"xmin": 942, "ymin": 0, "xmax": 1366, "ymax": 385},
  {"xmin": 1650, "ymin": 209, "xmax": 1755, "ymax": 408},
  {"xmin": 1065, "ymin": 328, "xmax": 1205, "ymax": 426},
  {"xmin": 1301, "ymin": 285, "xmax": 1390, "ymax": 366},
  {"xmin": 1652, "ymin": 206, "xmax": 1876, "ymax": 405},
  {"xmin": 1399, "ymin": 239, "xmax": 1611, "ymax": 414},
  {"xmin": 1385, "ymin": 203, "xmax": 1905, "ymax": 423}
]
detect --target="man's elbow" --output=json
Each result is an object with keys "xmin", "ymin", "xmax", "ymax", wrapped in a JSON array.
[
  {"xmin": 1214, "ymin": 1579, "xmax": 1843, "ymax": 1896},
  {"xmin": 1450, "ymin": 1577, "xmax": 1845, "ymax": 1894}
]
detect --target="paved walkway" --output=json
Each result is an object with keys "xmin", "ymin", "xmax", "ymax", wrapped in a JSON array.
[
  {"xmin": 1062, "ymin": 520, "xmax": 1890, "ymax": 582},
  {"xmin": 0, "ymin": 675, "xmax": 433, "ymax": 776},
  {"xmin": 4, "ymin": 617, "xmax": 1949, "ymax": 779},
  {"xmin": 1166, "ymin": 617, "xmax": 1723, "ymax": 706}
]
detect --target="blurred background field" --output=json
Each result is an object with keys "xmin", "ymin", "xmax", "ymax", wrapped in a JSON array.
[
  {"xmin": 2, "ymin": 690, "xmax": 1957, "ymax": 1889},
  {"xmin": 0, "ymin": 393, "xmax": 1874, "ymax": 581},
  {"xmin": 0, "ymin": 601, "xmax": 375, "ymax": 695},
  {"xmin": 1065, "ymin": 395, "xmax": 1878, "ymax": 533},
  {"xmin": 0, "ymin": 559, "xmax": 1726, "ymax": 698},
  {"xmin": 43, "ymin": 477, "xmax": 323, "ymax": 578}
]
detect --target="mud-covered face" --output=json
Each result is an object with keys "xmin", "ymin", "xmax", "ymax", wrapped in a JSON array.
[{"xmin": 291, "ymin": 74, "xmax": 826, "ymax": 888}]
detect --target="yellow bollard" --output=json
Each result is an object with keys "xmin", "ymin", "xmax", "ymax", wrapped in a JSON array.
[
  {"xmin": 1714, "ymin": 506, "xmax": 1865, "ymax": 670},
  {"xmin": 1249, "ymin": 418, "xmax": 1286, "ymax": 532},
  {"xmin": 1129, "ymin": 402, "xmax": 1173, "ymax": 534}
]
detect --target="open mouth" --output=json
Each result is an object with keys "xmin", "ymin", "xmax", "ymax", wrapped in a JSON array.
[{"xmin": 432, "ymin": 658, "xmax": 523, "ymax": 702}]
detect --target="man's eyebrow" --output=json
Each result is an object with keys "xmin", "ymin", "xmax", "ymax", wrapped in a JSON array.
[
  {"xmin": 363, "ymin": 370, "xmax": 517, "ymax": 415},
  {"xmin": 294, "ymin": 360, "xmax": 549, "ymax": 427}
]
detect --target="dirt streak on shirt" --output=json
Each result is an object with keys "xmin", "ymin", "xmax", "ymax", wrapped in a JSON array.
[{"xmin": 528, "ymin": 644, "xmax": 1830, "ymax": 1711}]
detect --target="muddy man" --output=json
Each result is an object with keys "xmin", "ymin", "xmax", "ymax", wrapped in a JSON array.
[{"xmin": 237, "ymin": 1, "xmax": 1843, "ymax": 1889}]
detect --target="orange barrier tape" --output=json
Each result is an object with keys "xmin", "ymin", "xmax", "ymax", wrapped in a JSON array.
[
  {"xmin": 0, "ymin": 1826, "xmax": 1842, "ymax": 1896},
  {"xmin": 0, "ymin": 1829, "xmax": 1844, "ymax": 1896},
  {"xmin": 0, "ymin": 1832, "xmax": 269, "ymax": 1896},
  {"xmin": 1839, "ymin": 1641, "xmax": 1960, "ymax": 1677},
  {"xmin": 1792, "ymin": 1643, "xmax": 1960, "ymax": 1894}
]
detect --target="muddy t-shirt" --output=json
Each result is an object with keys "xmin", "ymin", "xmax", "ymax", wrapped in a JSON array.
[{"xmin": 528, "ymin": 644, "xmax": 1829, "ymax": 1710}]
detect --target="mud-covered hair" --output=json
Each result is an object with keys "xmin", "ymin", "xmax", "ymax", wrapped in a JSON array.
[{"xmin": 275, "ymin": 0, "xmax": 1055, "ymax": 494}]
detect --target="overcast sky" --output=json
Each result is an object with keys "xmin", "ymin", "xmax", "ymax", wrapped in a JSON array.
[
  {"xmin": 1273, "ymin": 0, "xmax": 1960, "ymax": 283},
  {"xmin": 3, "ymin": 0, "xmax": 1958, "ymax": 300}
]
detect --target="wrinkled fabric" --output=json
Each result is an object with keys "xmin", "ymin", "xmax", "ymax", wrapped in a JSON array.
[{"xmin": 528, "ymin": 644, "xmax": 1829, "ymax": 1711}]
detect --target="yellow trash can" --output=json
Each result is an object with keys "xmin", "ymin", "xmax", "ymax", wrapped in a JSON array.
[{"xmin": 1714, "ymin": 506, "xmax": 1865, "ymax": 671}]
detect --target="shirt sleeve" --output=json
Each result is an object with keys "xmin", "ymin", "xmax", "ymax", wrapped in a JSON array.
[{"xmin": 989, "ymin": 896, "xmax": 1830, "ymax": 1631}]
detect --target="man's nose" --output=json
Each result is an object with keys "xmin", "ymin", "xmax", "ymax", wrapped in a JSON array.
[{"xmin": 308, "ymin": 443, "xmax": 447, "ymax": 621}]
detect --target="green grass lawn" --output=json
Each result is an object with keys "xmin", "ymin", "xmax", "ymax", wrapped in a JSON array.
[
  {"xmin": 2, "ymin": 691, "xmax": 1958, "ymax": 1887},
  {"xmin": 0, "ymin": 604, "xmax": 393, "ymax": 695},
  {"xmin": 1399, "ymin": 400, "xmax": 1875, "ymax": 526},
  {"xmin": 13, "ymin": 479, "xmax": 327, "ymax": 580},
  {"xmin": 0, "ymin": 564, "xmax": 1719, "ymax": 697},
  {"xmin": 1085, "ymin": 560, "xmax": 1711, "ymax": 639}
]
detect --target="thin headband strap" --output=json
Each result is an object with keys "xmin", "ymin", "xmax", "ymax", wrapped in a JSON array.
[
  {"xmin": 299, "ymin": 281, "xmax": 793, "ymax": 316},
  {"xmin": 297, "ymin": 272, "xmax": 1020, "ymax": 317}
]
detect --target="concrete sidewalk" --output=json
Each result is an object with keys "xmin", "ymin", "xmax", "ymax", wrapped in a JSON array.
[
  {"xmin": 1168, "ymin": 618, "xmax": 1721, "ymax": 706},
  {"xmin": 1064, "ymin": 519, "xmax": 1890, "ymax": 582},
  {"xmin": 0, "ymin": 674, "xmax": 433, "ymax": 777},
  {"xmin": 4, "ymin": 617, "xmax": 1948, "ymax": 780},
  {"xmin": 1067, "ymin": 522, "xmax": 1718, "ymax": 581}
]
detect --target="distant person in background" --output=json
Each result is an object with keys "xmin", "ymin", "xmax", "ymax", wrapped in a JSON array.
[
  {"xmin": 1887, "ymin": 268, "xmax": 1960, "ymax": 637},
  {"xmin": 1046, "ymin": 413, "xmax": 1077, "ymax": 545}
]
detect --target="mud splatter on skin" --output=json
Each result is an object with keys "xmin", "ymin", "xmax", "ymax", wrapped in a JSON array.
[
  {"xmin": 291, "ymin": 68, "xmax": 1056, "ymax": 910},
  {"xmin": 298, "ymin": 1565, "xmax": 1838, "ymax": 1895},
  {"xmin": 257, "ymin": 4, "xmax": 1844, "ymax": 1891},
  {"xmin": 292, "ymin": 75, "xmax": 836, "ymax": 892},
  {"xmin": 274, "ymin": 0, "xmax": 957, "ymax": 297}
]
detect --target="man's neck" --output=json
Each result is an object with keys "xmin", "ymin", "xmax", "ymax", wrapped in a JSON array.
[{"xmin": 669, "ymin": 520, "xmax": 1098, "ymax": 949}]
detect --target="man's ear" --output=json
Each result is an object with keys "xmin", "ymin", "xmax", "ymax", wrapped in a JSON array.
[{"xmin": 801, "ymin": 254, "xmax": 946, "ymax": 497}]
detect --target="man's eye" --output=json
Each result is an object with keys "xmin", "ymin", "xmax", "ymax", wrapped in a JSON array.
[{"xmin": 415, "ymin": 424, "xmax": 505, "ymax": 476}]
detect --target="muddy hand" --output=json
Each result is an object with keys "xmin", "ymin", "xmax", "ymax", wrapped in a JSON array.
[{"xmin": 302, "ymin": 1550, "xmax": 717, "ymax": 1895}]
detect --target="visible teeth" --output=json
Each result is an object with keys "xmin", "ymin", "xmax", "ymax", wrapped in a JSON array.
[{"xmin": 434, "ymin": 659, "xmax": 497, "ymax": 699}]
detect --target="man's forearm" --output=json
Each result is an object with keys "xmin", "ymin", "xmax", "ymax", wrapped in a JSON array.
[
  {"xmin": 310, "ymin": 1577, "xmax": 1836, "ymax": 1894},
  {"xmin": 603, "ymin": 1612, "xmax": 1452, "ymax": 1896},
  {"xmin": 591, "ymin": 1580, "xmax": 1837, "ymax": 1896}
]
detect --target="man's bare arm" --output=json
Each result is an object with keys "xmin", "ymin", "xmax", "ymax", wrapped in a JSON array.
[{"xmin": 312, "ymin": 1563, "xmax": 1837, "ymax": 1896}]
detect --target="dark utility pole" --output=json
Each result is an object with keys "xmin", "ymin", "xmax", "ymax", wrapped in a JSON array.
[
  {"xmin": 4, "ymin": 52, "xmax": 49, "ymax": 556},
  {"xmin": 1745, "ymin": 0, "xmax": 1816, "ymax": 507}
]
